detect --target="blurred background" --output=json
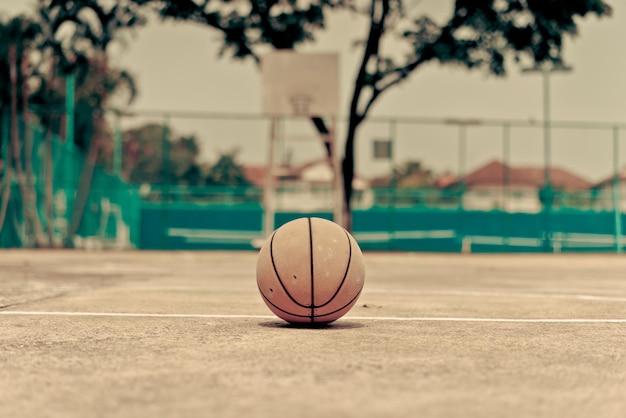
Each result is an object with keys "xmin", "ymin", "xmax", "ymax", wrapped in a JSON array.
[{"xmin": 1, "ymin": 0, "xmax": 624, "ymax": 252}]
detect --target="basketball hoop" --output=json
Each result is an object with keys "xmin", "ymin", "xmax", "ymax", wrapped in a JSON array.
[
  {"xmin": 260, "ymin": 51, "xmax": 338, "ymax": 117},
  {"xmin": 289, "ymin": 94, "xmax": 314, "ymax": 116}
]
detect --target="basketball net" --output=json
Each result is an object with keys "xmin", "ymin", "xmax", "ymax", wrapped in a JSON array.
[{"xmin": 289, "ymin": 94, "xmax": 314, "ymax": 116}]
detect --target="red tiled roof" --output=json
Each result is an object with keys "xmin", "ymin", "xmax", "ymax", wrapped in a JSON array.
[
  {"xmin": 242, "ymin": 159, "xmax": 367, "ymax": 187},
  {"xmin": 241, "ymin": 166, "xmax": 267, "ymax": 187},
  {"xmin": 434, "ymin": 173, "xmax": 459, "ymax": 189},
  {"xmin": 242, "ymin": 164, "xmax": 305, "ymax": 187},
  {"xmin": 457, "ymin": 160, "xmax": 591, "ymax": 190},
  {"xmin": 591, "ymin": 169, "xmax": 626, "ymax": 189}
]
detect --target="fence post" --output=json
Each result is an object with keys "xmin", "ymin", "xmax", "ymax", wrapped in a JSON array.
[
  {"xmin": 160, "ymin": 114, "xmax": 170, "ymax": 249},
  {"xmin": 542, "ymin": 70, "xmax": 554, "ymax": 252},
  {"xmin": 612, "ymin": 126, "xmax": 622, "ymax": 254},
  {"xmin": 64, "ymin": 73, "xmax": 75, "ymax": 149},
  {"xmin": 262, "ymin": 117, "xmax": 278, "ymax": 238},
  {"xmin": 113, "ymin": 111, "xmax": 122, "ymax": 178},
  {"xmin": 64, "ymin": 73, "xmax": 75, "ymax": 191},
  {"xmin": 457, "ymin": 123, "xmax": 467, "ymax": 252},
  {"xmin": 1, "ymin": 110, "xmax": 8, "ymax": 178},
  {"xmin": 389, "ymin": 119, "xmax": 397, "ymax": 250},
  {"xmin": 0, "ymin": 110, "xmax": 10, "ymax": 242},
  {"xmin": 502, "ymin": 123, "xmax": 511, "ymax": 249}
]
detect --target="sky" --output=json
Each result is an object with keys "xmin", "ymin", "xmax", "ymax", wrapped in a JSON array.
[{"xmin": 2, "ymin": 0, "xmax": 626, "ymax": 182}]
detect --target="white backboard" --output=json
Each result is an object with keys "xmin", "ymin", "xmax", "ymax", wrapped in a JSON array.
[{"xmin": 261, "ymin": 51, "xmax": 339, "ymax": 117}]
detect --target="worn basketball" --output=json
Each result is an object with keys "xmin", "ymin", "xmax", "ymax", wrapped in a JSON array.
[{"xmin": 256, "ymin": 217, "xmax": 365, "ymax": 324}]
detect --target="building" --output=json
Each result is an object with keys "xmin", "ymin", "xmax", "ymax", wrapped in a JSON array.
[
  {"xmin": 242, "ymin": 160, "xmax": 373, "ymax": 211},
  {"xmin": 448, "ymin": 160, "xmax": 591, "ymax": 212},
  {"xmin": 590, "ymin": 169, "xmax": 626, "ymax": 211}
]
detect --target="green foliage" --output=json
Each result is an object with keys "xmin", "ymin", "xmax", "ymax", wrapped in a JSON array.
[
  {"xmin": 132, "ymin": 0, "xmax": 347, "ymax": 60},
  {"xmin": 120, "ymin": 123, "xmax": 202, "ymax": 185},
  {"xmin": 0, "ymin": 2, "xmax": 145, "ymax": 151},
  {"xmin": 128, "ymin": 0, "xmax": 613, "ymax": 230},
  {"xmin": 120, "ymin": 124, "xmax": 251, "ymax": 189},
  {"xmin": 205, "ymin": 153, "xmax": 251, "ymax": 187},
  {"xmin": 0, "ymin": 15, "xmax": 41, "ymax": 113},
  {"xmin": 393, "ymin": 161, "xmax": 435, "ymax": 189},
  {"xmin": 36, "ymin": 0, "xmax": 147, "ymax": 75},
  {"xmin": 30, "ymin": 0, "xmax": 145, "ymax": 149},
  {"xmin": 371, "ymin": 160, "xmax": 436, "ymax": 188}
]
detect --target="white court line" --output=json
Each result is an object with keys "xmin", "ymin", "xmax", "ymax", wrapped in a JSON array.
[
  {"xmin": 365, "ymin": 289, "xmax": 626, "ymax": 302},
  {"xmin": 0, "ymin": 311, "xmax": 625, "ymax": 323}
]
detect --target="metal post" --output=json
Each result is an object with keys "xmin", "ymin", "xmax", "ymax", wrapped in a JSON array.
[
  {"xmin": 1, "ymin": 110, "xmax": 8, "ymax": 178},
  {"xmin": 542, "ymin": 69, "xmax": 553, "ymax": 252},
  {"xmin": 64, "ymin": 74, "xmax": 75, "ymax": 189},
  {"xmin": 113, "ymin": 112, "xmax": 122, "ymax": 178},
  {"xmin": 330, "ymin": 118, "xmax": 344, "ymax": 227},
  {"xmin": 65, "ymin": 73, "xmax": 75, "ymax": 150},
  {"xmin": 262, "ymin": 117, "xmax": 278, "ymax": 238},
  {"xmin": 502, "ymin": 123, "xmax": 511, "ymax": 248},
  {"xmin": 458, "ymin": 123, "xmax": 468, "ymax": 252},
  {"xmin": 459, "ymin": 124, "xmax": 467, "ymax": 186},
  {"xmin": 160, "ymin": 114, "xmax": 170, "ymax": 249},
  {"xmin": 542, "ymin": 70, "xmax": 551, "ymax": 191},
  {"xmin": 389, "ymin": 119, "xmax": 397, "ymax": 249},
  {"xmin": 612, "ymin": 126, "xmax": 622, "ymax": 253},
  {"xmin": 522, "ymin": 64, "xmax": 571, "ymax": 251}
]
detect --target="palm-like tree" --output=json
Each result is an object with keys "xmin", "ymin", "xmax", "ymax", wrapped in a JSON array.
[
  {"xmin": 0, "ymin": 1, "xmax": 144, "ymax": 247},
  {"xmin": 32, "ymin": 0, "xmax": 145, "ymax": 247},
  {"xmin": 0, "ymin": 15, "xmax": 46, "ymax": 247}
]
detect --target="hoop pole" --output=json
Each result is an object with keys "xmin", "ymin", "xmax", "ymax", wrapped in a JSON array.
[
  {"xmin": 612, "ymin": 126, "xmax": 622, "ymax": 253},
  {"xmin": 263, "ymin": 117, "xmax": 278, "ymax": 237},
  {"xmin": 329, "ymin": 118, "xmax": 344, "ymax": 226}
]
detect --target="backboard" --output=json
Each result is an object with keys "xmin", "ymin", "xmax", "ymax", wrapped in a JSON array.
[{"xmin": 260, "ymin": 51, "xmax": 339, "ymax": 118}]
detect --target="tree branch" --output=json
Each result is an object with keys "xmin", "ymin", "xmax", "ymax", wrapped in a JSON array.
[{"xmin": 350, "ymin": 0, "xmax": 390, "ymax": 124}]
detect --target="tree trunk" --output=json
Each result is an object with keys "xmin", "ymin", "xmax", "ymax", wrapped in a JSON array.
[
  {"xmin": 341, "ymin": 115, "xmax": 360, "ymax": 233},
  {"xmin": 21, "ymin": 51, "xmax": 47, "ymax": 247},
  {"xmin": 64, "ymin": 54, "xmax": 111, "ymax": 248},
  {"xmin": 339, "ymin": 0, "xmax": 391, "ymax": 233},
  {"xmin": 64, "ymin": 118, "xmax": 100, "ymax": 248},
  {"xmin": 44, "ymin": 57, "xmax": 59, "ymax": 247},
  {"xmin": 0, "ymin": 121, "xmax": 13, "ymax": 236},
  {"xmin": 44, "ymin": 124, "xmax": 55, "ymax": 246},
  {"xmin": 9, "ymin": 45, "xmax": 46, "ymax": 247},
  {"xmin": 0, "ymin": 167, "xmax": 12, "ymax": 237}
]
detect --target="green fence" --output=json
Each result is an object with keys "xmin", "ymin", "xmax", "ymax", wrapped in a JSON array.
[
  {"xmin": 137, "ymin": 185, "xmax": 624, "ymax": 253},
  {"xmin": 116, "ymin": 110, "xmax": 625, "ymax": 253},
  {"xmin": 0, "ymin": 119, "xmax": 141, "ymax": 249},
  {"xmin": 4, "ymin": 107, "xmax": 626, "ymax": 253}
]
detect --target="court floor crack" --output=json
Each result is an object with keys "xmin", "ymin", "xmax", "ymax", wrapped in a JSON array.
[{"xmin": 0, "ymin": 292, "xmax": 69, "ymax": 310}]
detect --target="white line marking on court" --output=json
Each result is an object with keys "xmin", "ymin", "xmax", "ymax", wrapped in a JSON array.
[
  {"xmin": 1, "ymin": 311, "xmax": 625, "ymax": 323},
  {"xmin": 0, "ymin": 311, "xmax": 273, "ymax": 319},
  {"xmin": 366, "ymin": 289, "xmax": 626, "ymax": 302},
  {"xmin": 350, "ymin": 316, "xmax": 626, "ymax": 323}
]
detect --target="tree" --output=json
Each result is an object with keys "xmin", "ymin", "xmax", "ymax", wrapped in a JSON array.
[
  {"xmin": 205, "ymin": 151, "xmax": 251, "ymax": 187},
  {"xmin": 0, "ymin": 2, "xmax": 144, "ymax": 247},
  {"xmin": 132, "ymin": 0, "xmax": 611, "ymax": 231},
  {"xmin": 121, "ymin": 122, "xmax": 203, "ymax": 185},
  {"xmin": 33, "ymin": 0, "xmax": 146, "ymax": 246},
  {"xmin": 371, "ymin": 160, "xmax": 435, "ymax": 188},
  {"xmin": 0, "ymin": 15, "xmax": 47, "ymax": 247}
]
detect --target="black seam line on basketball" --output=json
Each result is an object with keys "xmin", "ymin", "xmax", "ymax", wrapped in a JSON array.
[
  {"xmin": 258, "ymin": 285, "xmax": 315, "ymax": 319},
  {"xmin": 312, "ymin": 288, "xmax": 363, "ymax": 319},
  {"xmin": 269, "ymin": 229, "xmax": 309, "ymax": 308},
  {"xmin": 314, "ymin": 229, "xmax": 353, "ymax": 309},
  {"xmin": 308, "ymin": 217, "xmax": 315, "ymax": 322},
  {"xmin": 259, "ymin": 285, "xmax": 363, "ymax": 320}
]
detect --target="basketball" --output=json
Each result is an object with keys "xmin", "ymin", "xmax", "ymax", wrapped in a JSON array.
[{"xmin": 256, "ymin": 217, "xmax": 365, "ymax": 324}]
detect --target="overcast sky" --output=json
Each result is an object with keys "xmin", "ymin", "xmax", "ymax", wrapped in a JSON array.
[{"xmin": 2, "ymin": 0, "xmax": 625, "ymax": 181}]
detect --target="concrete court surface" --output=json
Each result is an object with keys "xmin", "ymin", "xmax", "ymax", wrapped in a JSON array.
[{"xmin": 0, "ymin": 250, "xmax": 625, "ymax": 418}]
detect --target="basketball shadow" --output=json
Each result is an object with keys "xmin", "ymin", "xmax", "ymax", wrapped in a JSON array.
[{"xmin": 258, "ymin": 321, "xmax": 365, "ymax": 330}]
